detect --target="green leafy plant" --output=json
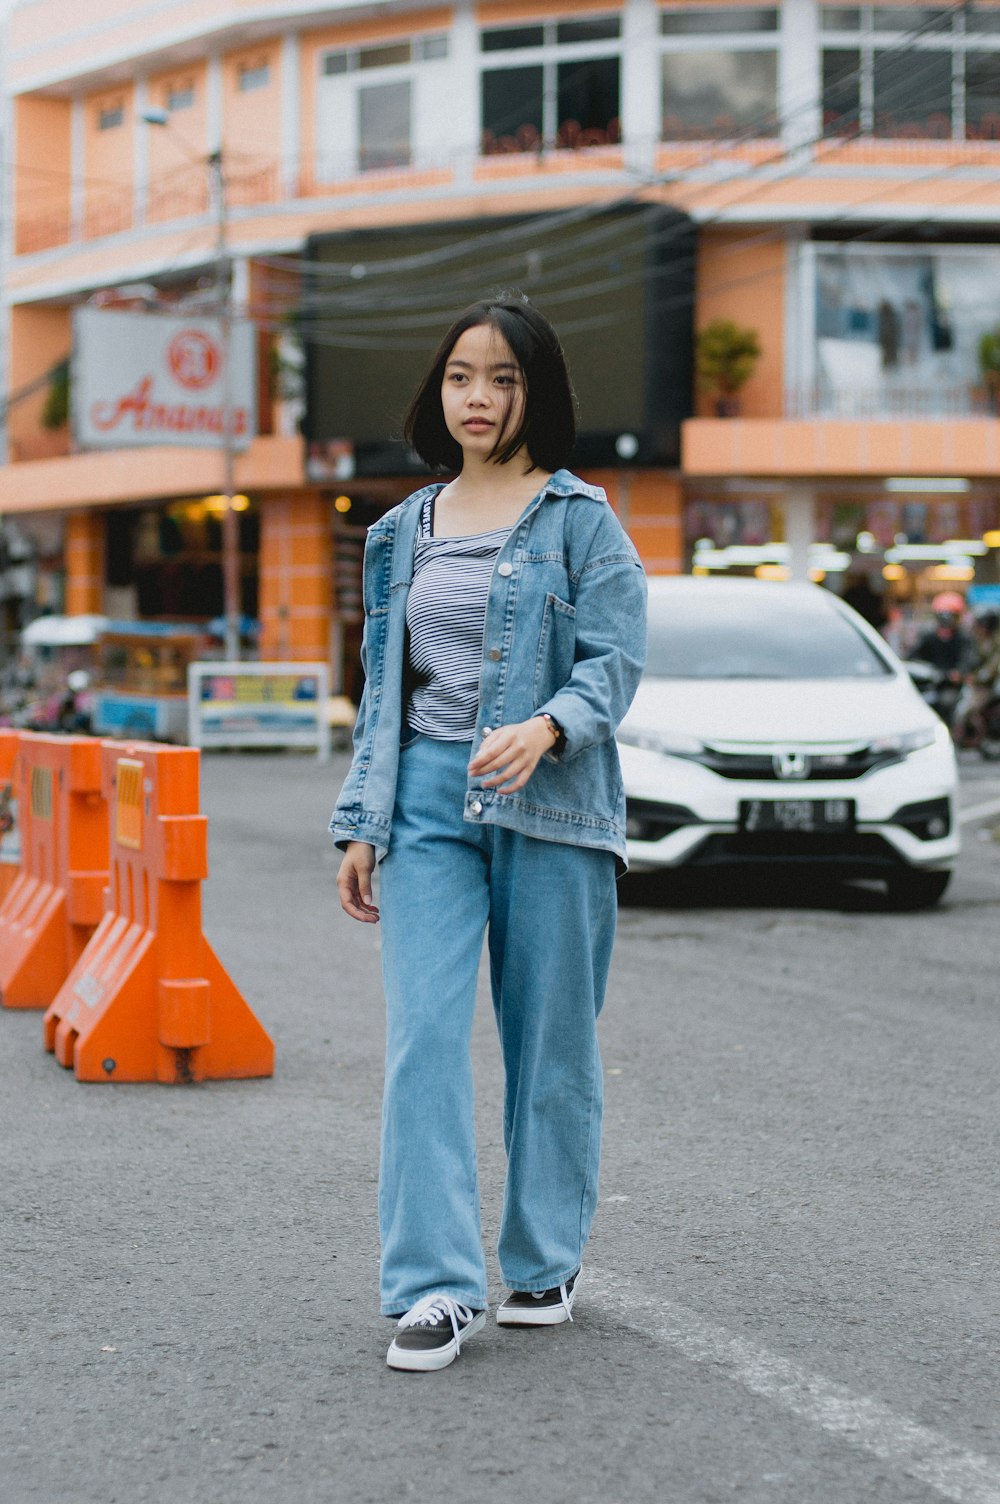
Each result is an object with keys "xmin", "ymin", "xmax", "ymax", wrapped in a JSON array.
[
  {"xmin": 695, "ymin": 320, "xmax": 762, "ymax": 415},
  {"xmin": 978, "ymin": 328, "xmax": 1000, "ymax": 409},
  {"xmin": 41, "ymin": 359, "xmax": 70, "ymax": 430}
]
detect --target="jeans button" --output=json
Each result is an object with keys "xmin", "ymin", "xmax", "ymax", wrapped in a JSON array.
[
  {"xmin": 482, "ymin": 725, "xmax": 492, "ymax": 736},
  {"xmin": 498, "ymin": 562, "xmax": 513, "ymax": 577},
  {"xmin": 470, "ymin": 799, "xmax": 483, "ymax": 815},
  {"xmin": 487, "ymin": 648, "xmax": 501, "ymax": 662}
]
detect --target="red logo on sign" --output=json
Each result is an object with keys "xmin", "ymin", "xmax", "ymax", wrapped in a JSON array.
[{"xmin": 167, "ymin": 329, "xmax": 221, "ymax": 389}]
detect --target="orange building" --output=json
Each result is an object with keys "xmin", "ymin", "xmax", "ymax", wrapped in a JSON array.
[{"xmin": 3, "ymin": 0, "xmax": 1000, "ymax": 684}]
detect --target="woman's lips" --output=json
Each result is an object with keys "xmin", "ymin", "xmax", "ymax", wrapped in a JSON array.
[{"xmin": 463, "ymin": 419, "xmax": 493, "ymax": 430}]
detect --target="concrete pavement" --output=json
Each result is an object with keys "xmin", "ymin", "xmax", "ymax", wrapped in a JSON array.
[{"xmin": 1, "ymin": 751, "xmax": 998, "ymax": 1504}]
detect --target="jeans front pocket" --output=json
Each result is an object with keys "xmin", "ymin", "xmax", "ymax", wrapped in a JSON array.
[{"xmin": 533, "ymin": 593, "xmax": 577, "ymax": 706}]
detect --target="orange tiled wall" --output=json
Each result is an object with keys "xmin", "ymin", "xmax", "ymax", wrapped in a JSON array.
[
  {"xmin": 584, "ymin": 470, "xmax": 684, "ymax": 575},
  {"xmin": 258, "ymin": 493, "xmax": 333, "ymax": 662},
  {"xmin": 695, "ymin": 228, "xmax": 785, "ymax": 419},
  {"xmin": 14, "ymin": 95, "xmax": 72, "ymax": 254},
  {"xmin": 83, "ymin": 86, "xmax": 135, "ymax": 238},
  {"xmin": 64, "ymin": 512, "xmax": 106, "ymax": 615},
  {"xmin": 146, "ymin": 61, "xmax": 210, "ymax": 223},
  {"xmin": 7, "ymin": 305, "xmax": 73, "ymax": 463}
]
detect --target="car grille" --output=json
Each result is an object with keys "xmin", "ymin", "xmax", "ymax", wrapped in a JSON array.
[
  {"xmin": 698, "ymin": 747, "xmax": 895, "ymax": 781},
  {"xmin": 688, "ymin": 832, "xmax": 902, "ymax": 869}
]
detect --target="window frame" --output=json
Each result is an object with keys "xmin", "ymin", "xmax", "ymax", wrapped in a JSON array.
[
  {"xmin": 819, "ymin": 3, "xmax": 1000, "ymax": 141},
  {"xmin": 237, "ymin": 58, "xmax": 271, "ymax": 93},
  {"xmin": 315, "ymin": 33, "xmax": 452, "ymax": 177},
  {"xmin": 658, "ymin": 8, "xmax": 782, "ymax": 142},
  {"xmin": 97, "ymin": 100, "xmax": 125, "ymax": 130},
  {"xmin": 478, "ymin": 14, "xmax": 624, "ymax": 154}
]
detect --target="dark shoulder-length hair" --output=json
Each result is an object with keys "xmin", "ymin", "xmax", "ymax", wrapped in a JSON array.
[{"xmin": 402, "ymin": 294, "xmax": 576, "ymax": 473}]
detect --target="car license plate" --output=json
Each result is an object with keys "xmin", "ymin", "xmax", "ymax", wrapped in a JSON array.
[{"xmin": 739, "ymin": 798, "xmax": 855, "ymax": 833}]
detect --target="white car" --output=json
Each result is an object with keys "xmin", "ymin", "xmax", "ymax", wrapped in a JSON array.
[{"xmin": 618, "ymin": 577, "xmax": 959, "ymax": 908}]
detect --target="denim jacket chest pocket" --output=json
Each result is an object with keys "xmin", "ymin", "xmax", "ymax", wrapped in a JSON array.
[{"xmin": 533, "ymin": 592, "xmax": 577, "ymax": 707}]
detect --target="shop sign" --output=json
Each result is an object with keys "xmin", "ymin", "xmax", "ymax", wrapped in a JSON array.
[
  {"xmin": 72, "ymin": 308, "xmax": 257, "ymax": 451},
  {"xmin": 187, "ymin": 663, "xmax": 331, "ymax": 761}
]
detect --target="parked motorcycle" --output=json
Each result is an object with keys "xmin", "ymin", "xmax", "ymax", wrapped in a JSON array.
[{"xmin": 906, "ymin": 659, "xmax": 964, "ymax": 731}]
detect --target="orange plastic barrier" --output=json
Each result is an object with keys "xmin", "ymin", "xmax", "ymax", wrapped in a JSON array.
[
  {"xmin": 0, "ymin": 730, "xmax": 21, "ymax": 903},
  {"xmin": 44, "ymin": 740, "xmax": 274, "ymax": 1083},
  {"xmin": 0, "ymin": 734, "xmax": 108, "ymax": 1010}
]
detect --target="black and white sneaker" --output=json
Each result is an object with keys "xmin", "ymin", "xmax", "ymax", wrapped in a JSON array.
[
  {"xmin": 386, "ymin": 1294, "xmax": 486, "ymax": 1372},
  {"xmin": 496, "ymin": 1269, "xmax": 579, "ymax": 1326}
]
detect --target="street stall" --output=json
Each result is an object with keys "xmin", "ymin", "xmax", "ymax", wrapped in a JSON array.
[{"xmin": 91, "ymin": 620, "xmax": 209, "ymax": 741}]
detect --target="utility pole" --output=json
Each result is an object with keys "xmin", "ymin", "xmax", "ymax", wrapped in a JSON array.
[
  {"xmin": 209, "ymin": 147, "xmax": 242, "ymax": 663},
  {"xmin": 141, "ymin": 112, "xmax": 242, "ymax": 662}
]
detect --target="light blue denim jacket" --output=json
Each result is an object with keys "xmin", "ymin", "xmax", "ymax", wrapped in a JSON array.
[{"xmin": 329, "ymin": 468, "xmax": 647, "ymax": 868}]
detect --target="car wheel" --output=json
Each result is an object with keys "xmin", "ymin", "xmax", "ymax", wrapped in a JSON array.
[{"xmin": 883, "ymin": 868, "xmax": 952, "ymax": 910}]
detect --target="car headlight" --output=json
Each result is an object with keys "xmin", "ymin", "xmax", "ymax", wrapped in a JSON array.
[
  {"xmin": 617, "ymin": 726, "xmax": 706, "ymax": 758},
  {"xmin": 867, "ymin": 727, "xmax": 937, "ymax": 757}
]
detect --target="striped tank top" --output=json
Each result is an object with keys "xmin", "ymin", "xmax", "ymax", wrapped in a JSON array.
[{"xmin": 405, "ymin": 492, "xmax": 510, "ymax": 741}]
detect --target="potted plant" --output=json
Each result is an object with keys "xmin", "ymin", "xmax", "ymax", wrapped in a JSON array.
[
  {"xmin": 696, "ymin": 319, "xmax": 761, "ymax": 417},
  {"xmin": 978, "ymin": 327, "xmax": 1000, "ymax": 414},
  {"xmin": 41, "ymin": 359, "xmax": 70, "ymax": 430}
]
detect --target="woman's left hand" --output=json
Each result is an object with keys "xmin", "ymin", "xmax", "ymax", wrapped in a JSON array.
[{"xmin": 468, "ymin": 717, "xmax": 556, "ymax": 794}]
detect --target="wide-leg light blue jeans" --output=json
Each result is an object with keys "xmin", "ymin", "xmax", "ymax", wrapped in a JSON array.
[{"xmin": 377, "ymin": 734, "xmax": 617, "ymax": 1317}]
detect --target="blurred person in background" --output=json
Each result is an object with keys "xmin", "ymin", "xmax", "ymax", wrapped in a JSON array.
[{"xmin": 908, "ymin": 592, "xmax": 978, "ymax": 728}]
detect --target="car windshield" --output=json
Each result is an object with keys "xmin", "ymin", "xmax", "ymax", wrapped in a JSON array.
[{"xmin": 645, "ymin": 591, "xmax": 895, "ymax": 680}]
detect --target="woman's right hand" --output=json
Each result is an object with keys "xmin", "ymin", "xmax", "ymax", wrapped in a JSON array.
[{"xmin": 337, "ymin": 842, "xmax": 379, "ymax": 923}]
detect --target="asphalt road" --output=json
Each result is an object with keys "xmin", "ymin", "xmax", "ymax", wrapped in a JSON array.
[{"xmin": 1, "ymin": 751, "xmax": 998, "ymax": 1504}]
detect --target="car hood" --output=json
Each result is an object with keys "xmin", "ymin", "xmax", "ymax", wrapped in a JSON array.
[{"xmin": 621, "ymin": 674, "xmax": 935, "ymax": 746}]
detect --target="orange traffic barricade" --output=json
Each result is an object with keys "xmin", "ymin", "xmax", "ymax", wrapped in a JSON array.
[
  {"xmin": 44, "ymin": 740, "xmax": 274, "ymax": 1083},
  {"xmin": 0, "ymin": 733, "xmax": 108, "ymax": 1010},
  {"xmin": 0, "ymin": 729, "xmax": 21, "ymax": 904}
]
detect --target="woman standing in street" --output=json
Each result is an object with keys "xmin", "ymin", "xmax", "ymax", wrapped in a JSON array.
[{"xmin": 332, "ymin": 295, "xmax": 647, "ymax": 1372}]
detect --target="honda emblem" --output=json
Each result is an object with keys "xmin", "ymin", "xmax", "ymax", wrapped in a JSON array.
[{"xmin": 773, "ymin": 749, "xmax": 810, "ymax": 780}]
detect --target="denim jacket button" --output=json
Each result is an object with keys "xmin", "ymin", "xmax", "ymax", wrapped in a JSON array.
[
  {"xmin": 487, "ymin": 648, "xmax": 502, "ymax": 662},
  {"xmin": 482, "ymin": 726, "xmax": 492, "ymax": 736},
  {"xmin": 470, "ymin": 799, "xmax": 483, "ymax": 815},
  {"xmin": 498, "ymin": 562, "xmax": 513, "ymax": 577}
]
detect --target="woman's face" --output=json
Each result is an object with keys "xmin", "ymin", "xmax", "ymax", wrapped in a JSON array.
[{"xmin": 440, "ymin": 322, "xmax": 525, "ymax": 463}]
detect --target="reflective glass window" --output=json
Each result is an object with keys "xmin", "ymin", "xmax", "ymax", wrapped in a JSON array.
[
  {"xmin": 556, "ymin": 18, "xmax": 622, "ymax": 42},
  {"xmin": 358, "ymin": 79, "xmax": 411, "ymax": 169},
  {"xmin": 645, "ymin": 592, "xmax": 894, "ymax": 679},
  {"xmin": 556, "ymin": 56, "xmax": 621, "ymax": 146},
  {"xmin": 481, "ymin": 26, "xmax": 545, "ymax": 51},
  {"xmin": 822, "ymin": 48, "xmax": 862, "ymax": 133},
  {"xmin": 661, "ymin": 49, "xmax": 779, "ymax": 138},
  {"xmin": 873, "ymin": 47, "xmax": 952, "ymax": 135},
  {"xmin": 481, "ymin": 66, "xmax": 545, "ymax": 152},
  {"xmin": 965, "ymin": 51, "xmax": 1000, "ymax": 138}
]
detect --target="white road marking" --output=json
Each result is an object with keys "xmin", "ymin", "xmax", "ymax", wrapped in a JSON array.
[
  {"xmin": 588, "ymin": 1269, "xmax": 1000, "ymax": 1504},
  {"xmin": 958, "ymin": 795, "xmax": 1000, "ymax": 826}
]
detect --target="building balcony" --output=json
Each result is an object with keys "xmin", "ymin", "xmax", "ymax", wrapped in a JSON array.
[{"xmin": 682, "ymin": 413, "xmax": 1000, "ymax": 479}]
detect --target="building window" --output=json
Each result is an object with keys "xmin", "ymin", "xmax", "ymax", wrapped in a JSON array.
[
  {"xmin": 358, "ymin": 79, "xmax": 412, "ymax": 170},
  {"xmin": 660, "ymin": 11, "xmax": 779, "ymax": 140},
  {"xmin": 660, "ymin": 7, "xmax": 778, "ymax": 34},
  {"xmin": 322, "ymin": 35, "xmax": 449, "ymax": 74},
  {"xmin": 820, "ymin": 4, "xmax": 1000, "ymax": 140},
  {"xmin": 98, "ymin": 102, "xmax": 124, "ymax": 130},
  {"xmin": 166, "ymin": 81, "xmax": 195, "ymax": 112},
  {"xmin": 480, "ymin": 16, "xmax": 622, "ymax": 154},
  {"xmin": 317, "ymin": 33, "xmax": 450, "ymax": 176},
  {"xmin": 238, "ymin": 59, "xmax": 270, "ymax": 92},
  {"xmin": 965, "ymin": 51, "xmax": 1000, "ymax": 138},
  {"xmin": 809, "ymin": 243, "xmax": 1000, "ymax": 417}
]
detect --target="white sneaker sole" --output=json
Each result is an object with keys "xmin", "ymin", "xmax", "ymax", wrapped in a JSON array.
[
  {"xmin": 386, "ymin": 1310, "xmax": 486, "ymax": 1371},
  {"xmin": 496, "ymin": 1292, "xmax": 576, "ymax": 1327}
]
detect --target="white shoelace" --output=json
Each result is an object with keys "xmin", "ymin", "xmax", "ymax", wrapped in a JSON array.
[
  {"xmin": 557, "ymin": 1281, "xmax": 574, "ymax": 1322},
  {"xmin": 397, "ymin": 1293, "xmax": 478, "ymax": 1339}
]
